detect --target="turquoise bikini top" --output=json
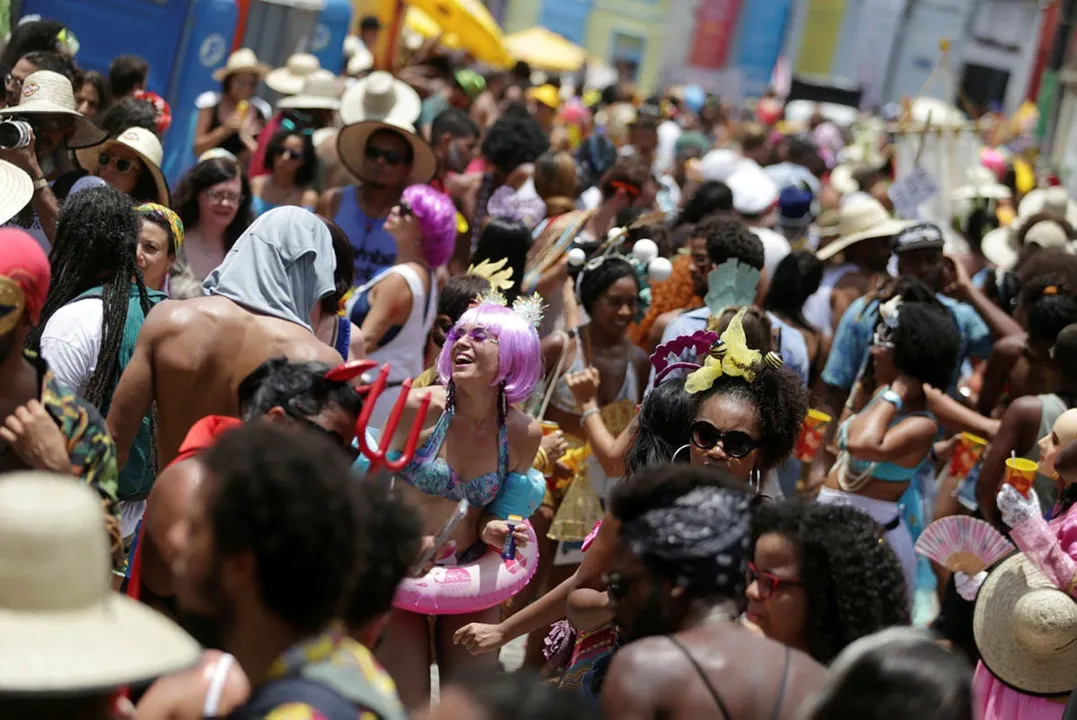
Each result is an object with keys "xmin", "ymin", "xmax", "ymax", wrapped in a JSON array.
[{"xmin": 837, "ymin": 393, "xmax": 935, "ymax": 483}]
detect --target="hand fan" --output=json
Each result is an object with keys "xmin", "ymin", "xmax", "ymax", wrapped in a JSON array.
[{"xmin": 915, "ymin": 516, "xmax": 1015, "ymax": 575}]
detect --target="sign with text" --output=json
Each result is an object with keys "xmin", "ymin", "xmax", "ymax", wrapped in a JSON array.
[{"xmin": 889, "ymin": 166, "xmax": 941, "ymax": 219}]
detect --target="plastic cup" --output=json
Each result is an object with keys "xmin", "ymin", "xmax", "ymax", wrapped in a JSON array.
[
  {"xmin": 1005, "ymin": 457, "xmax": 1039, "ymax": 498},
  {"xmin": 948, "ymin": 432, "xmax": 988, "ymax": 479},
  {"xmin": 541, "ymin": 421, "xmax": 560, "ymax": 436},
  {"xmin": 794, "ymin": 409, "xmax": 832, "ymax": 463}
]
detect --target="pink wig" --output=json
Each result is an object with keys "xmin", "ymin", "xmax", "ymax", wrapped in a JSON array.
[
  {"xmin": 437, "ymin": 303, "xmax": 542, "ymax": 404},
  {"xmin": 402, "ymin": 184, "xmax": 457, "ymax": 268}
]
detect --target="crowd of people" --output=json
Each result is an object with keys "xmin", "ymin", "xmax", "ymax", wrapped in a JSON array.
[{"xmin": 2, "ymin": 11, "xmax": 1077, "ymax": 720}]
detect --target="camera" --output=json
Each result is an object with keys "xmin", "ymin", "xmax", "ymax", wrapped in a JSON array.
[{"xmin": 0, "ymin": 120, "xmax": 32, "ymax": 150}]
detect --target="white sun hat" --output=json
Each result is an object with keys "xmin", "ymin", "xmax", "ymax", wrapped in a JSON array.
[
  {"xmin": 816, "ymin": 195, "xmax": 912, "ymax": 261},
  {"xmin": 99, "ymin": 127, "xmax": 170, "ymax": 206},
  {"xmin": 983, "ymin": 187, "xmax": 1077, "ymax": 269},
  {"xmin": 0, "ymin": 159, "xmax": 33, "ymax": 225},
  {"xmin": 0, "ymin": 70, "xmax": 106, "ymax": 148},
  {"xmin": 265, "ymin": 53, "xmax": 321, "ymax": 96},
  {"xmin": 339, "ymin": 70, "xmax": 420, "ymax": 127},
  {"xmin": 277, "ymin": 70, "xmax": 343, "ymax": 112},
  {"xmin": 0, "ymin": 472, "xmax": 200, "ymax": 694},
  {"xmin": 212, "ymin": 48, "xmax": 270, "ymax": 83}
]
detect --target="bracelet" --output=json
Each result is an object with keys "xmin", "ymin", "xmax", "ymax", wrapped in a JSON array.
[{"xmin": 579, "ymin": 407, "xmax": 601, "ymax": 422}]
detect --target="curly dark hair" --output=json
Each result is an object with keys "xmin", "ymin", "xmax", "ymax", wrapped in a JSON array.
[
  {"xmin": 27, "ymin": 186, "xmax": 151, "ymax": 411},
  {"xmin": 261, "ymin": 129, "xmax": 317, "ymax": 188},
  {"xmin": 764, "ymin": 251, "xmax": 824, "ymax": 328},
  {"xmin": 1016, "ymin": 250, "xmax": 1077, "ymax": 346},
  {"xmin": 887, "ymin": 301, "xmax": 960, "ymax": 390},
  {"xmin": 98, "ymin": 96, "xmax": 160, "ymax": 137},
  {"xmin": 577, "ymin": 256, "xmax": 639, "ymax": 315},
  {"xmin": 1054, "ymin": 323, "xmax": 1077, "ymax": 383},
  {"xmin": 753, "ymin": 500, "xmax": 910, "ymax": 665},
  {"xmin": 238, "ymin": 357, "xmax": 362, "ymax": 422},
  {"xmin": 345, "ymin": 477, "xmax": 422, "ymax": 629},
  {"xmin": 202, "ymin": 422, "xmax": 365, "ymax": 634},
  {"xmin": 695, "ymin": 216, "xmax": 765, "ymax": 271},
  {"xmin": 611, "ymin": 463, "xmax": 747, "ymax": 526},
  {"xmin": 172, "ymin": 158, "xmax": 252, "ymax": 252},
  {"xmin": 677, "ymin": 180, "xmax": 734, "ymax": 227},
  {"xmin": 481, "ymin": 112, "xmax": 549, "ymax": 177},
  {"xmin": 0, "ymin": 20, "xmax": 68, "ymax": 74}
]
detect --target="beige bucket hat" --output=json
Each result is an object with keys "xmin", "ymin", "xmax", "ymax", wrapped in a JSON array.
[
  {"xmin": 339, "ymin": 70, "xmax": 420, "ymax": 126},
  {"xmin": 212, "ymin": 48, "xmax": 270, "ymax": 83},
  {"xmin": 983, "ymin": 186, "xmax": 1077, "ymax": 269},
  {"xmin": 0, "ymin": 70, "xmax": 107, "ymax": 149},
  {"xmin": 974, "ymin": 553, "xmax": 1077, "ymax": 696},
  {"xmin": 277, "ymin": 70, "xmax": 343, "ymax": 112},
  {"xmin": 98, "ymin": 127, "xmax": 170, "ymax": 206},
  {"xmin": 265, "ymin": 53, "xmax": 321, "ymax": 96},
  {"xmin": 0, "ymin": 472, "xmax": 200, "ymax": 693},
  {"xmin": 337, "ymin": 117, "xmax": 436, "ymax": 186},
  {"xmin": 816, "ymin": 196, "xmax": 911, "ymax": 261}
]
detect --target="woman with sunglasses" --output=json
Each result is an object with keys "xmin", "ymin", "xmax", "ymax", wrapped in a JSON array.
[
  {"xmin": 346, "ymin": 183, "xmax": 456, "ymax": 430},
  {"xmin": 95, "ymin": 126, "xmax": 170, "ymax": 207},
  {"xmin": 747, "ymin": 500, "xmax": 910, "ymax": 665},
  {"xmin": 818, "ymin": 299, "xmax": 960, "ymax": 597},
  {"xmin": 249, "ymin": 129, "xmax": 318, "ymax": 218}
]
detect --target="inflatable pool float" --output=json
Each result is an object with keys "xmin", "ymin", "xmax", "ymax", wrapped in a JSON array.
[{"xmin": 394, "ymin": 524, "xmax": 539, "ymax": 615}]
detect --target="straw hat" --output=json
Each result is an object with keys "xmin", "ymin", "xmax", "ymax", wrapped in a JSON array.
[
  {"xmin": 983, "ymin": 187, "xmax": 1077, "ymax": 269},
  {"xmin": 1018, "ymin": 186, "xmax": 1077, "ymax": 227},
  {"xmin": 952, "ymin": 166, "xmax": 1012, "ymax": 201},
  {"xmin": 975, "ymin": 553, "xmax": 1077, "ymax": 696},
  {"xmin": 265, "ymin": 53, "xmax": 321, "ymax": 96},
  {"xmin": 337, "ymin": 117, "xmax": 436, "ymax": 186},
  {"xmin": 0, "ymin": 472, "xmax": 199, "ymax": 693},
  {"xmin": 99, "ymin": 127, "xmax": 170, "ymax": 206},
  {"xmin": 828, "ymin": 164, "xmax": 859, "ymax": 195},
  {"xmin": 816, "ymin": 196, "xmax": 911, "ymax": 261},
  {"xmin": 277, "ymin": 70, "xmax": 343, "ymax": 111},
  {"xmin": 339, "ymin": 70, "xmax": 420, "ymax": 127},
  {"xmin": 347, "ymin": 46, "xmax": 375, "ymax": 76},
  {"xmin": 0, "ymin": 159, "xmax": 33, "ymax": 226},
  {"xmin": 0, "ymin": 70, "xmax": 106, "ymax": 149},
  {"xmin": 212, "ymin": 48, "xmax": 270, "ymax": 83}
]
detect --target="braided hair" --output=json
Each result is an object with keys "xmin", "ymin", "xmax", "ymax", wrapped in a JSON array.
[
  {"xmin": 753, "ymin": 500, "xmax": 911, "ymax": 664},
  {"xmin": 28, "ymin": 185, "xmax": 151, "ymax": 410}
]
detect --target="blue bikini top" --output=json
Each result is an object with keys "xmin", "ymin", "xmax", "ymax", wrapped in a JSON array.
[
  {"xmin": 837, "ymin": 393, "xmax": 935, "ymax": 483},
  {"xmin": 396, "ymin": 408, "xmax": 508, "ymax": 507}
]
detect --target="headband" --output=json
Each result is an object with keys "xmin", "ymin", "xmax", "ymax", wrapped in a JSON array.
[
  {"xmin": 135, "ymin": 203, "xmax": 185, "ymax": 254},
  {"xmin": 474, "ymin": 289, "xmax": 545, "ymax": 330}
]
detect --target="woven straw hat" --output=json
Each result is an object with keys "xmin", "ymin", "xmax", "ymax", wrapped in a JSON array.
[
  {"xmin": 99, "ymin": 127, "xmax": 170, "ymax": 206},
  {"xmin": 816, "ymin": 196, "xmax": 911, "ymax": 261},
  {"xmin": 0, "ymin": 70, "xmax": 106, "ymax": 149},
  {"xmin": 974, "ymin": 553, "xmax": 1077, "ymax": 696},
  {"xmin": 0, "ymin": 160, "xmax": 33, "ymax": 227},
  {"xmin": 337, "ymin": 117, "xmax": 436, "ymax": 186},
  {"xmin": 339, "ymin": 70, "xmax": 420, "ymax": 127},
  {"xmin": 0, "ymin": 472, "xmax": 200, "ymax": 693},
  {"xmin": 265, "ymin": 53, "xmax": 321, "ymax": 96},
  {"xmin": 277, "ymin": 70, "xmax": 343, "ymax": 111},
  {"xmin": 212, "ymin": 48, "xmax": 270, "ymax": 83}
]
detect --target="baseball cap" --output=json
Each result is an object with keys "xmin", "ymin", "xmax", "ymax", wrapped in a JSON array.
[{"xmin": 893, "ymin": 223, "xmax": 945, "ymax": 254}]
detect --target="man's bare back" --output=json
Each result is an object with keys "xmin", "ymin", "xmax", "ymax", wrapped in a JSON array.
[{"xmin": 108, "ymin": 296, "xmax": 342, "ymax": 468}]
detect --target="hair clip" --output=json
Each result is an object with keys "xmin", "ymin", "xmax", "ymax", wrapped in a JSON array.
[
  {"xmin": 764, "ymin": 351, "xmax": 784, "ymax": 370},
  {"xmin": 1044, "ymin": 285, "xmax": 1060, "ymax": 296}
]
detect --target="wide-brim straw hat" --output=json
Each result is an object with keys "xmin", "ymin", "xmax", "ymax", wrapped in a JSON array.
[
  {"xmin": 983, "ymin": 186, "xmax": 1077, "ymax": 269},
  {"xmin": 817, "ymin": 196, "xmax": 911, "ymax": 261},
  {"xmin": 100, "ymin": 127, "xmax": 170, "ymax": 206},
  {"xmin": 1018, "ymin": 186, "xmax": 1077, "ymax": 227},
  {"xmin": 0, "ymin": 159, "xmax": 33, "ymax": 225},
  {"xmin": 974, "ymin": 553, "xmax": 1077, "ymax": 696},
  {"xmin": 0, "ymin": 70, "xmax": 106, "ymax": 149},
  {"xmin": 347, "ymin": 46, "xmax": 375, "ymax": 76},
  {"xmin": 983, "ymin": 218, "xmax": 1073, "ymax": 270},
  {"xmin": 0, "ymin": 472, "xmax": 200, "ymax": 693},
  {"xmin": 212, "ymin": 48, "xmax": 271, "ymax": 83},
  {"xmin": 338, "ymin": 70, "xmax": 420, "ymax": 127},
  {"xmin": 277, "ymin": 69, "xmax": 343, "ymax": 111},
  {"xmin": 829, "ymin": 164, "xmax": 859, "ymax": 195},
  {"xmin": 265, "ymin": 53, "xmax": 320, "ymax": 96},
  {"xmin": 337, "ymin": 118, "xmax": 436, "ymax": 186}
]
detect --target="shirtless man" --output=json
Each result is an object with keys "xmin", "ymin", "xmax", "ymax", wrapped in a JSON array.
[
  {"xmin": 602, "ymin": 468, "xmax": 825, "ymax": 720},
  {"xmin": 107, "ymin": 206, "xmax": 342, "ymax": 469}
]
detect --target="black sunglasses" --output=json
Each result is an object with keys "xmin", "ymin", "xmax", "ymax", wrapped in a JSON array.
[
  {"xmin": 366, "ymin": 145, "xmax": 407, "ymax": 166},
  {"xmin": 397, "ymin": 200, "xmax": 413, "ymax": 217},
  {"xmin": 689, "ymin": 421, "xmax": 760, "ymax": 459},
  {"xmin": 98, "ymin": 153, "xmax": 137, "ymax": 174}
]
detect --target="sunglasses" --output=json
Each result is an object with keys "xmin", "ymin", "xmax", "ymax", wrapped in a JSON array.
[
  {"xmin": 446, "ymin": 325, "xmax": 499, "ymax": 345},
  {"xmin": 396, "ymin": 200, "xmax": 413, "ymax": 218},
  {"xmin": 366, "ymin": 145, "xmax": 408, "ymax": 166},
  {"xmin": 689, "ymin": 421, "xmax": 760, "ymax": 459},
  {"xmin": 747, "ymin": 561, "xmax": 803, "ymax": 600},
  {"xmin": 98, "ymin": 152, "xmax": 140, "ymax": 174}
]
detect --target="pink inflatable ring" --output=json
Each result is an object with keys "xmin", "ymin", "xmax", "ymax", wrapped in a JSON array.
[{"xmin": 393, "ymin": 525, "xmax": 539, "ymax": 615}]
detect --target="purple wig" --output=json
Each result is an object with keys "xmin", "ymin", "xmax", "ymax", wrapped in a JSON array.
[
  {"xmin": 437, "ymin": 303, "xmax": 542, "ymax": 404},
  {"xmin": 402, "ymin": 184, "xmax": 456, "ymax": 268}
]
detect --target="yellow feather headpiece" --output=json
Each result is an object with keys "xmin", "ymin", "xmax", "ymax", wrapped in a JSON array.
[
  {"xmin": 685, "ymin": 308, "xmax": 762, "ymax": 394},
  {"xmin": 468, "ymin": 257, "xmax": 515, "ymax": 292}
]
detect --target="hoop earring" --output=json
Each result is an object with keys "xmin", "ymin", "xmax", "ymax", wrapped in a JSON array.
[
  {"xmin": 750, "ymin": 467, "xmax": 762, "ymax": 494},
  {"xmin": 671, "ymin": 444, "xmax": 691, "ymax": 463}
]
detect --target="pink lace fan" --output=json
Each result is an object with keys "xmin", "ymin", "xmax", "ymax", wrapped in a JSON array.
[
  {"xmin": 915, "ymin": 516, "xmax": 1015, "ymax": 575},
  {"xmin": 649, "ymin": 330, "xmax": 719, "ymax": 385}
]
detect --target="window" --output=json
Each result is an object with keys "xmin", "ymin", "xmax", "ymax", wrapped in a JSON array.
[{"xmin": 611, "ymin": 32, "xmax": 645, "ymax": 81}]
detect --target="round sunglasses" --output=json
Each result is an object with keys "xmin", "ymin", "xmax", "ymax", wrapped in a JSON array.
[
  {"xmin": 689, "ymin": 420, "xmax": 760, "ymax": 459},
  {"xmin": 98, "ymin": 152, "xmax": 140, "ymax": 174}
]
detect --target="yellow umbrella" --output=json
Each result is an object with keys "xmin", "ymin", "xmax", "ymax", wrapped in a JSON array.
[
  {"xmin": 403, "ymin": 0, "xmax": 513, "ymax": 67},
  {"xmin": 505, "ymin": 26, "xmax": 587, "ymax": 73},
  {"xmin": 404, "ymin": 7, "xmax": 461, "ymax": 50}
]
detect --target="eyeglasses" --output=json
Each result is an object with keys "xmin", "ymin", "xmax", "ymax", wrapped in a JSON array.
[
  {"xmin": 746, "ymin": 561, "xmax": 803, "ymax": 600},
  {"xmin": 204, "ymin": 188, "xmax": 242, "ymax": 206},
  {"xmin": 446, "ymin": 325, "xmax": 499, "ymax": 345},
  {"xmin": 285, "ymin": 409, "xmax": 359, "ymax": 461},
  {"xmin": 98, "ymin": 152, "xmax": 140, "ymax": 174},
  {"xmin": 604, "ymin": 570, "xmax": 645, "ymax": 601},
  {"xmin": 689, "ymin": 421, "xmax": 760, "ymax": 459},
  {"xmin": 366, "ymin": 145, "xmax": 408, "ymax": 166}
]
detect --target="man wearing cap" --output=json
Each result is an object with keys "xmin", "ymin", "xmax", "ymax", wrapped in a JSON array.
[
  {"xmin": 0, "ymin": 69, "xmax": 108, "ymax": 251},
  {"xmin": 727, "ymin": 160, "xmax": 790, "ymax": 284}
]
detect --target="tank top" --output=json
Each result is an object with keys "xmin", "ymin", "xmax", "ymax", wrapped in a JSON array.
[
  {"xmin": 348, "ymin": 264, "xmax": 437, "ymax": 431},
  {"xmin": 332, "ymin": 186, "xmax": 397, "ymax": 287},
  {"xmin": 207, "ymin": 102, "xmax": 265, "ymax": 157},
  {"xmin": 802, "ymin": 262, "xmax": 858, "ymax": 333}
]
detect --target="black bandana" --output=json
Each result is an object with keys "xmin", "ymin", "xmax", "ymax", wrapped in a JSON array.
[{"xmin": 621, "ymin": 486, "xmax": 753, "ymax": 595}]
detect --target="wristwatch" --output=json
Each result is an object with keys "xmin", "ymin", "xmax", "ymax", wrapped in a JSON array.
[
  {"xmin": 880, "ymin": 388, "xmax": 903, "ymax": 411},
  {"xmin": 31, "ymin": 176, "xmax": 48, "ymax": 192}
]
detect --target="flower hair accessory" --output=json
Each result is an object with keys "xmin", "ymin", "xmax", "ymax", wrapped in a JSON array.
[
  {"xmin": 467, "ymin": 257, "xmax": 514, "ymax": 291},
  {"xmin": 474, "ymin": 287, "xmax": 546, "ymax": 330},
  {"xmin": 685, "ymin": 308, "xmax": 762, "ymax": 394}
]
